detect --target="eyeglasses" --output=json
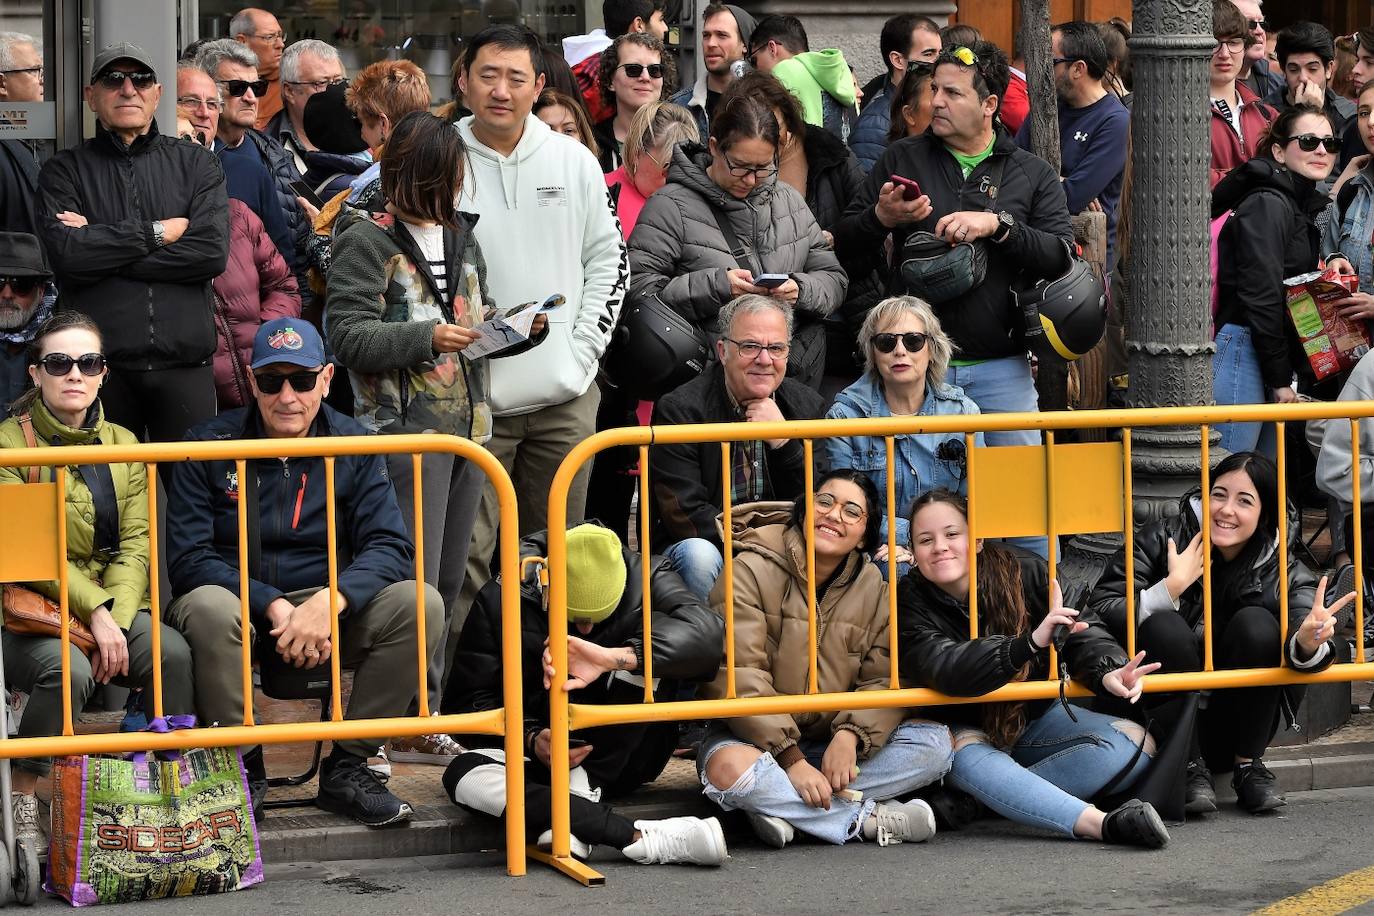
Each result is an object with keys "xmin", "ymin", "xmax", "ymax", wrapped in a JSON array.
[
  {"xmin": 617, "ymin": 62, "xmax": 664, "ymax": 79},
  {"xmin": 247, "ymin": 30, "xmax": 285, "ymax": 44},
  {"xmin": 905, "ymin": 59, "xmax": 935, "ymax": 75},
  {"xmin": 1, "ymin": 66, "xmax": 42, "ymax": 77},
  {"xmin": 1052, "ymin": 57, "xmax": 1074, "ymax": 67},
  {"xmin": 641, "ymin": 148, "xmax": 670, "ymax": 171},
  {"xmin": 814, "ymin": 491, "xmax": 867, "ymax": 523},
  {"xmin": 284, "ymin": 77, "xmax": 345, "ymax": 92},
  {"xmin": 1213, "ymin": 37, "xmax": 1246, "ymax": 55},
  {"xmin": 938, "ymin": 45, "xmax": 994, "ymax": 89},
  {"xmin": 1288, "ymin": 133, "xmax": 1341, "ymax": 153},
  {"xmin": 872, "ymin": 331, "xmax": 929, "ymax": 354},
  {"xmin": 254, "ymin": 369, "xmax": 322, "ymax": 394},
  {"xmin": 176, "ymin": 94, "xmax": 222, "ymax": 113},
  {"xmin": 935, "ymin": 438, "xmax": 967, "ymax": 483},
  {"xmin": 0, "ymin": 276, "xmax": 41, "ymax": 296},
  {"xmin": 218, "ymin": 78, "xmax": 269, "ymax": 98},
  {"xmin": 94, "ymin": 69, "xmax": 156, "ymax": 90},
  {"xmin": 1246, "ymin": 18, "xmax": 1269, "ymax": 31},
  {"xmin": 720, "ymin": 150, "xmax": 778, "ymax": 179},
  {"xmin": 38, "ymin": 353, "xmax": 106, "ymax": 377},
  {"xmin": 725, "ymin": 337, "xmax": 789, "ymax": 360}
]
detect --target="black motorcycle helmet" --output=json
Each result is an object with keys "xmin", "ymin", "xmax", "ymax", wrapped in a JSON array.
[
  {"xmin": 603, "ymin": 295, "xmax": 709, "ymax": 400},
  {"xmin": 1015, "ymin": 240, "xmax": 1107, "ymax": 362}
]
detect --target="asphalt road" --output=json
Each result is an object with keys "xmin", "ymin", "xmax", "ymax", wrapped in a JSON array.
[{"xmin": 30, "ymin": 785, "xmax": 1374, "ymax": 914}]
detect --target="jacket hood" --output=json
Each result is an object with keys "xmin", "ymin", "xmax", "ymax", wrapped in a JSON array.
[
  {"xmin": 562, "ymin": 29, "xmax": 609, "ymax": 67},
  {"xmin": 1174, "ymin": 486, "xmax": 1304, "ymax": 567},
  {"xmin": 684, "ymin": 5, "xmax": 757, "ymax": 109},
  {"xmin": 776, "ymin": 50, "xmax": 856, "ymax": 105},
  {"xmin": 1211, "ymin": 156, "xmax": 1322, "ymax": 218},
  {"xmin": 722, "ymin": 500, "xmax": 866, "ymax": 590},
  {"xmin": 457, "ymin": 114, "xmax": 554, "ymax": 209},
  {"xmin": 668, "ymin": 142, "xmax": 774, "ymax": 208}
]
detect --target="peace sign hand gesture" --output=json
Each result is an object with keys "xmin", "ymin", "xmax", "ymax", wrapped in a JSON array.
[
  {"xmin": 1101, "ymin": 650, "xmax": 1163, "ymax": 704},
  {"xmin": 1297, "ymin": 575, "xmax": 1356, "ymax": 658}
]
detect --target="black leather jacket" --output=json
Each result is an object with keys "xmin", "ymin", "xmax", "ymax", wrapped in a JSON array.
[
  {"xmin": 445, "ymin": 526, "xmax": 725, "ymax": 748},
  {"xmin": 897, "ymin": 546, "xmax": 1129, "ymax": 729}
]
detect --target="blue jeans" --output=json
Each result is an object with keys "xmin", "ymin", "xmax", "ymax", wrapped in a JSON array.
[
  {"xmin": 697, "ymin": 720, "xmax": 953, "ymax": 845},
  {"xmin": 662, "ymin": 537, "xmax": 723, "ymax": 601},
  {"xmin": 1212, "ymin": 323, "xmax": 1277, "ymax": 459},
  {"xmin": 946, "ymin": 356, "xmax": 1048, "ymax": 558},
  {"xmin": 945, "ymin": 703, "xmax": 1152, "ymax": 837}
]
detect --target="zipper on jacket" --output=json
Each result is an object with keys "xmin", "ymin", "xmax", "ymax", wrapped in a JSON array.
[{"xmin": 292, "ymin": 473, "xmax": 308, "ymax": 530}]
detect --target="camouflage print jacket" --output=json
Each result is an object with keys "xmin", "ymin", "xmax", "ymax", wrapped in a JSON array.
[{"xmin": 326, "ymin": 207, "xmax": 497, "ymax": 441}]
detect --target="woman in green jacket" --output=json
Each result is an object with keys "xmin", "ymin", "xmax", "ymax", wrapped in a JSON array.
[{"xmin": 0, "ymin": 311, "xmax": 193, "ymax": 851}]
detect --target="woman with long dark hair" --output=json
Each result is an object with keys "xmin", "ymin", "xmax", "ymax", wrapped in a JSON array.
[
  {"xmin": 897, "ymin": 489, "xmax": 1171, "ymax": 848},
  {"xmin": 1088, "ymin": 451, "xmax": 1350, "ymax": 815}
]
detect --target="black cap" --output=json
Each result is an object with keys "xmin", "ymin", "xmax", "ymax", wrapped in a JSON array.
[
  {"xmin": 0, "ymin": 232, "xmax": 52, "ymax": 279},
  {"xmin": 90, "ymin": 42, "xmax": 157, "ymax": 83},
  {"xmin": 303, "ymin": 81, "xmax": 368, "ymax": 155}
]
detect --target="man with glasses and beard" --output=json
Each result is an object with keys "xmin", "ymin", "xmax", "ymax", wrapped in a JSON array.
[
  {"xmin": 36, "ymin": 43, "xmax": 228, "ymax": 444},
  {"xmin": 0, "ymin": 231, "xmax": 56, "ymax": 417}
]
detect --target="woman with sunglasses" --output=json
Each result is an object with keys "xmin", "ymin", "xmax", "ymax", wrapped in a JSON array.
[
  {"xmin": 1212, "ymin": 104, "xmax": 1336, "ymax": 456},
  {"xmin": 697, "ymin": 469, "xmax": 953, "ymax": 849},
  {"xmin": 594, "ymin": 34, "xmax": 676, "ymax": 173},
  {"xmin": 328, "ymin": 111, "xmax": 545, "ymax": 760},
  {"xmin": 897, "ymin": 488, "xmax": 1171, "ymax": 848},
  {"xmin": 627, "ymin": 86, "xmax": 847, "ymax": 390},
  {"xmin": 824, "ymin": 297, "xmax": 981, "ymax": 577},
  {"xmin": 0, "ymin": 311, "xmax": 195, "ymax": 854}
]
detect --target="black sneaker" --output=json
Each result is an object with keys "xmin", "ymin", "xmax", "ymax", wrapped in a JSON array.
[
  {"xmin": 242, "ymin": 746, "xmax": 268, "ymax": 823},
  {"xmin": 1100, "ymin": 799, "xmax": 1170, "ymax": 848},
  {"xmin": 1184, "ymin": 758, "xmax": 1217, "ymax": 815},
  {"xmin": 317, "ymin": 753, "xmax": 414, "ymax": 827},
  {"xmin": 1232, "ymin": 760, "xmax": 1285, "ymax": 813}
]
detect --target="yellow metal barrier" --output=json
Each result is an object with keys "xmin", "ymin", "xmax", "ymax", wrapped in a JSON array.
[
  {"xmin": 542, "ymin": 399, "xmax": 1374, "ymax": 885},
  {"xmin": 0, "ymin": 434, "xmax": 528, "ymax": 876}
]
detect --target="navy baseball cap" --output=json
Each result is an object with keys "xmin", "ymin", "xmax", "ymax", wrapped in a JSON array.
[{"xmin": 250, "ymin": 318, "xmax": 326, "ymax": 370}]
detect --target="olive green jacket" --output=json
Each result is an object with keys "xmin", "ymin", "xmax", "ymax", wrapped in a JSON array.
[{"xmin": 0, "ymin": 398, "xmax": 150, "ymax": 627}]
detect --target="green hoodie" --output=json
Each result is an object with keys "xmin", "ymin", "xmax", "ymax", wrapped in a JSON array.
[{"xmin": 772, "ymin": 49, "xmax": 857, "ymax": 128}]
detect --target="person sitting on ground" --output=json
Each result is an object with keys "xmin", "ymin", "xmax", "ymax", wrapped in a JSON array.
[
  {"xmin": 649, "ymin": 295, "xmax": 826, "ymax": 601},
  {"xmin": 444, "ymin": 522, "xmax": 729, "ymax": 866},
  {"xmin": 698, "ymin": 470, "xmax": 954, "ymax": 849},
  {"xmin": 898, "ymin": 488, "xmax": 1171, "ymax": 848},
  {"xmin": 0, "ymin": 231, "xmax": 57, "ymax": 418},
  {"xmin": 1088, "ymin": 451, "xmax": 1350, "ymax": 815},
  {"xmin": 0, "ymin": 311, "xmax": 195, "ymax": 855},
  {"xmin": 825, "ymin": 296, "xmax": 982, "ymax": 577},
  {"xmin": 163, "ymin": 317, "xmax": 440, "ymax": 827},
  {"xmin": 593, "ymin": 32, "xmax": 675, "ymax": 172}
]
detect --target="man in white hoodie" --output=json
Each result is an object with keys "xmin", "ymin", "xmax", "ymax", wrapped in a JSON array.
[{"xmin": 454, "ymin": 25, "xmax": 629, "ymax": 665}]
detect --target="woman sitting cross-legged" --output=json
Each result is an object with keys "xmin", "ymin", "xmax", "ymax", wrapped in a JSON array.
[
  {"xmin": 698, "ymin": 469, "xmax": 954, "ymax": 848},
  {"xmin": 897, "ymin": 488, "xmax": 1171, "ymax": 848}
]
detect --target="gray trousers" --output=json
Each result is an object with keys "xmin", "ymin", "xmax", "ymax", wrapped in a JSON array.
[
  {"xmin": 164, "ymin": 581, "xmax": 441, "ymax": 760},
  {"xmin": 386, "ymin": 451, "xmax": 483, "ymax": 715},
  {"xmin": 452, "ymin": 386, "xmax": 600, "ymax": 682},
  {"xmin": 0, "ymin": 611, "xmax": 194, "ymax": 776}
]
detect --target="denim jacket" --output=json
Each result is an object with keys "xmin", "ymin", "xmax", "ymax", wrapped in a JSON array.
[
  {"xmin": 824, "ymin": 374, "xmax": 983, "ymax": 547},
  {"xmin": 1321, "ymin": 165, "xmax": 1374, "ymax": 291}
]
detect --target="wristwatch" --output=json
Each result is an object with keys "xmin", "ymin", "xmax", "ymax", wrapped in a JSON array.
[
  {"xmin": 992, "ymin": 211, "xmax": 1015, "ymax": 244},
  {"xmin": 152, "ymin": 220, "xmax": 166, "ymax": 247}
]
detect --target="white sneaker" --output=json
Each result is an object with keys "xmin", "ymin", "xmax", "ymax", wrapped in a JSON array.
[
  {"xmin": 862, "ymin": 799, "xmax": 936, "ymax": 846},
  {"xmin": 623, "ymin": 816, "xmax": 728, "ymax": 866},
  {"xmin": 536, "ymin": 828, "xmax": 591, "ymax": 859},
  {"xmin": 10, "ymin": 793, "xmax": 46, "ymax": 856},
  {"xmin": 746, "ymin": 812, "xmax": 794, "ymax": 848}
]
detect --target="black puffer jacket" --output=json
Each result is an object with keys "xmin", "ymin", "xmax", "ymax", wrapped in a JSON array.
[
  {"xmin": 896, "ymin": 546, "xmax": 1129, "ymax": 730},
  {"xmin": 833, "ymin": 127, "xmax": 1072, "ymax": 361},
  {"xmin": 1211, "ymin": 157, "xmax": 1324, "ymax": 390},
  {"xmin": 444, "ymin": 527, "xmax": 725, "ymax": 748},
  {"xmin": 37, "ymin": 120, "xmax": 229, "ymax": 370}
]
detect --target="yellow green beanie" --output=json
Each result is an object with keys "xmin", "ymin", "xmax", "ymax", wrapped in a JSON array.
[{"xmin": 566, "ymin": 524, "xmax": 627, "ymax": 623}]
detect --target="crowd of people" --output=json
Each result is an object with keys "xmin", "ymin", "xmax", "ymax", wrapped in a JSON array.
[{"xmin": 0, "ymin": 0, "xmax": 1370, "ymax": 870}]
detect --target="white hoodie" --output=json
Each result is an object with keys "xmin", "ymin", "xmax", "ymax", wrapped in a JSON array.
[{"xmin": 457, "ymin": 114, "xmax": 628, "ymax": 416}]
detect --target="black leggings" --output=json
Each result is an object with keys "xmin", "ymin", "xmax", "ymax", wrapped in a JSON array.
[
  {"xmin": 100, "ymin": 365, "xmax": 217, "ymax": 443},
  {"xmin": 1135, "ymin": 607, "xmax": 1284, "ymax": 761}
]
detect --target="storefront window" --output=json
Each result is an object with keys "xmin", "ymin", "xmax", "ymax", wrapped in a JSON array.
[
  {"xmin": 0, "ymin": 0, "xmax": 58, "ymax": 148},
  {"xmin": 196, "ymin": 0, "xmax": 590, "ymax": 103}
]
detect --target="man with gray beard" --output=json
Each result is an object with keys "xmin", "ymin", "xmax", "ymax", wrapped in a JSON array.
[{"xmin": 0, "ymin": 231, "xmax": 55, "ymax": 418}]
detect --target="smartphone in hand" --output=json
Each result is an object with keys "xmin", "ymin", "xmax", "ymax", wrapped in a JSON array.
[
  {"xmin": 754, "ymin": 273, "xmax": 790, "ymax": 289},
  {"xmin": 890, "ymin": 174, "xmax": 922, "ymax": 201}
]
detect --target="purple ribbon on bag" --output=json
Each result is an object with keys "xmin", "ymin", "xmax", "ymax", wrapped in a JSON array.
[{"xmin": 131, "ymin": 716, "xmax": 199, "ymax": 786}]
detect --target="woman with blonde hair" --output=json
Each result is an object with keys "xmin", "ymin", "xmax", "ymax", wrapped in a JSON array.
[
  {"xmin": 607, "ymin": 101, "xmax": 699, "ymax": 238},
  {"xmin": 824, "ymin": 296, "xmax": 982, "ymax": 572}
]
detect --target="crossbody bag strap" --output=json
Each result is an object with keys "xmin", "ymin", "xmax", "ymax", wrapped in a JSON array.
[
  {"xmin": 709, "ymin": 204, "xmax": 762, "ymax": 276},
  {"xmin": 18, "ymin": 413, "xmax": 38, "ymax": 484}
]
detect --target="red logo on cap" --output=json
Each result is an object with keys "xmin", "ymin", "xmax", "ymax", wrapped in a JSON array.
[{"xmin": 268, "ymin": 327, "xmax": 304, "ymax": 351}]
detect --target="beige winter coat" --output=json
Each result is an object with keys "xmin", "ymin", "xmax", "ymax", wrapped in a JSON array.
[{"xmin": 702, "ymin": 502, "xmax": 906, "ymax": 759}]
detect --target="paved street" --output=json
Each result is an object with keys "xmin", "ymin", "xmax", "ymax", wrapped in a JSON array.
[{"xmin": 34, "ymin": 784, "xmax": 1374, "ymax": 914}]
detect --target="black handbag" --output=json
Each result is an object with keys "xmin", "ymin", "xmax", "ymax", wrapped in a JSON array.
[{"xmin": 898, "ymin": 231, "xmax": 989, "ymax": 304}]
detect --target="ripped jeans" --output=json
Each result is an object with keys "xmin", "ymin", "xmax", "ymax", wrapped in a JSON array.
[
  {"xmin": 697, "ymin": 720, "xmax": 953, "ymax": 845},
  {"xmin": 946, "ymin": 703, "xmax": 1152, "ymax": 837}
]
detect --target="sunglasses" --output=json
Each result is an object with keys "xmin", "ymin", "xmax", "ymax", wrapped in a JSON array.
[
  {"xmin": 905, "ymin": 59, "xmax": 935, "ymax": 75},
  {"xmin": 0, "ymin": 276, "xmax": 41, "ymax": 296},
  {"xmin": 95, "ymin": 69, "xmax": 156, "ymax": 90},
  {"xmin": 618, "ymin": 62, "xmax": 664, "ymax": 79},
  {"xmin": 939, "ymin": 45, "xmax": 994, "ymax": 88},
  {"xmin": 219, "ymin": 78, "xmax": 269, "ymax": 98},
  {"xmin": 1289, "ymin": 133, "xmax": 1341, "ymax": 153},
  {"xmin": 814, "ymin": 491, "xmax": 867, "ymax": 523},
  {"xmin": 1246, "ymin": 18, "xmax": 1269, "ymax": 30},
  {"xmin": 873, "ymin": 331, "xmax": 929, "ymax": 354},
  {"xmin": 254, "ymin": 369, "xmax": 322, "ymax": 394},
  {"xmin": 38, "ymin": 353, "xmax": 106, "ymax": 377}
]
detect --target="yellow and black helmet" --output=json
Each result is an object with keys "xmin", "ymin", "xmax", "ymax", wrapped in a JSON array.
[{"xmin": 1015, "ymin": 240, "xmax": 1107, "ymax": 363}]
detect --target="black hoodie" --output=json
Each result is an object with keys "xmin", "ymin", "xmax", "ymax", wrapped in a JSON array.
[{"xmin": 1212, "ymin": 157, "xmax": 1325, "ymax": 390}]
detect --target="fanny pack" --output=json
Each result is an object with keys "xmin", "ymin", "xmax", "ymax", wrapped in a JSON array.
[{"xmin": 899, "ymin": 231, "xmax": 988, "ymax": 304}]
